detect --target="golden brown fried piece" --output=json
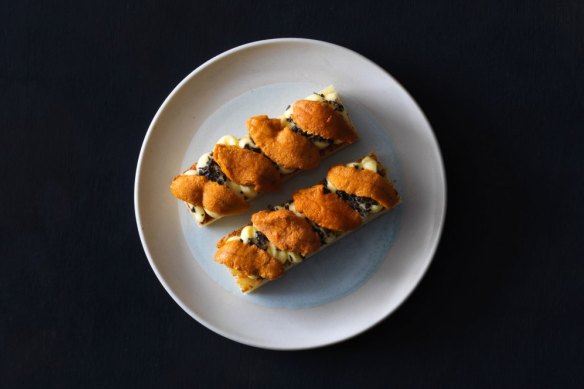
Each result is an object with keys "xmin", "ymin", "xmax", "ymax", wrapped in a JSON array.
[
  {"xmin": 327, "ymin": 166, "xmax": 400, "ymax": 209},
  {"xmin": 169, "ymin": 174, "xmax": 207, "ymax": 205},
  {"xmin": 293, "ymin": 185, "xmax": 362, "ymax": 231},
  {"xmin": 246, "ymin": 115, "xmax": 320, "ymax": 170},
  {"xmin": 169, "ymin": 174, "xmax": 249, "ymax": 216},
  {"xmin": 214, "ymin": 240, "xmax": 284, "ymax": 280},
  {"xmin": 291, "ymin": 100, "xmax": 358, "ymax": 144},
  {"xmin": 251, "ymin": 210, "xmax": 321, "ymax": 255},
  {"xmin": 203, "ymin": 180, "xmax": 249, "ymax": 216},
  {"xmin": 213, "ymin": 144, "xmax": 280, "ymax": 192}
]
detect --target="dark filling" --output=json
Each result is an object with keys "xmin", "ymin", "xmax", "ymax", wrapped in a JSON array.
[
  {"xmin": 311, "ymin": 222, "xmax": 340, "ymax": 245},
  {"xmin": 197, "ymin": 153, "xmax": 227, "ymax": 185},
  {"xmin": 312, "ymin": 225, "xmax": 328, "ymax": 244},
  {"xmin": 267, "ymin": 200, "xmax": 293, "ymax": 212},
  {"xmin": 287, "ymin": 118, "xmax": 334, "ymax": 145},
  {"xmin": 244, "ymin": 144, "xmax": 261, "ymax": 153},
  {"xmin": 335, "ymin": 190, "xmax": 379, "ymax": 217},
  {"xmin": 311, "ymin": 93, "xmax": 345, "ymax": 112},
  {"xmin": 350, "ymin": 163, "xmax": 384, "ymax": 176},
  {"xmin": 328, "ymin": 100, "xmax": 344, "ymax": 112},
  {"xmin": 322, "ymin": 181, "xmax": 379, "ymax": 217},
  {"xmin": 252, "ymin": 230, "xmax": 269, "ymax": 251},
  {"xmin": 244, "ymin": 137, "xmax": 261, "ymax": 153}
]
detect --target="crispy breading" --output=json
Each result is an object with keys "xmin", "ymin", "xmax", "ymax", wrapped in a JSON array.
[
  {"xmin": 213, "ymin": 144, "xmax": 280, "ymax": 192},
  {"xmin": 327, "ymin": 166, "xmax": 400, "ymax": 209},
  {"xmin": 251, "ymin": 210, "xmax": 321, "ymax": 255},
  {"xmin": 246, "ymin": 115, "xmax": 320, "ymax": 170},
  {"xmin": 202, "ymin": 180, "xmax": 249, "ymax": 215},
  {"xmin": 170, "ymin": 174, "xmax": 249, "ymax": 216},
  {"xmin": 214, "ymin": 240, "xmax": 284, "ymax": 280},
  {"xmin": 291, "ymin": 100, "xmax": 358, "ymax": 144},
  {"xmin": 169, "ymin": 174, "xmax": 208, "ymax": 205},
  {"xmin": 293, "ymin": 185, "xmax": 362, "ymax": 231}
]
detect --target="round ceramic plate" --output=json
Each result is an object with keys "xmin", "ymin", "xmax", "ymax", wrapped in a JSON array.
[{"xmin": 135, "ymin": 38, "xmax": 445, "ymax": 350}]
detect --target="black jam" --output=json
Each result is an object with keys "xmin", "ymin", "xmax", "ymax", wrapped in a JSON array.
[
  {"xmin": 312, "ymin": 226, "xmax": 327, "ymax": 245},
  {"xmin": 197, "ymin": 154, "xmax": 227, "ymax": 185},
  {"xmin": 289, "ymin": 122, "xmax": 334, "ymax": 146},
  {"xmin": 326, "ymin": 100, "xmax": 344, "ymax": 112},
  {"xmin": 310, "ymin": 223, "xmax": 338, "ymax": 245},
  {"xmin": 253, "ymin": 231, "xmax": 269, "ymax": 251},
  {"xmin": 335, "ymin": 190, "xmax": 379, "ymax": 217},
  {"xmin": 313, "ymin": 228, "xmax": 326, "ymax": 244},
  {"xmin": 243, "ymin": 137, "xmax": 262, "ymax": 153},
  {"xmin": 310, "ymin": 92, "xmax": 344, "ymax": 112}
]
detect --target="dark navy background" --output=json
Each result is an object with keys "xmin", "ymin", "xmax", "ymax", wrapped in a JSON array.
[{"xmin": 2, "ymin": 1, "xmax": 583, "ymax": 387}]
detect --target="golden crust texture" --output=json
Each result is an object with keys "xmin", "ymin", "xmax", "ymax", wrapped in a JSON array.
[
  {"xmin": 246, "ymin": 115, "xmax": 320, "ymax": 170},
  {"xmin": 251, "ymin": 210, "xmax": 321, "ymax": 255},
  {"xmin": 291, "ymin": 100, "xmax": 358, "ymax": 144},
  {"xmin": 327, "ymin": 166, "xmax": 400, "ymax": 209},
  {"xmin": 292, "ymin": 185, "xmax": 362, "ymax": 231},
  {"xmin": 169, "ymin": 174, "xmax": 207, "ymax": 205},
  {"xmin": 214, "ymin": 240, "xmax": 284, "ymax": 280},
  {"xmin": 213, "ymin": 144, "xmax": 280, "ymax": 192},
  {"xmin": 203, "ymin": 180, "xmax": 249, "ymax": 215},
  {"xmin": 170, "ymin": 174, "xmax": 249, "ymax": 216}
]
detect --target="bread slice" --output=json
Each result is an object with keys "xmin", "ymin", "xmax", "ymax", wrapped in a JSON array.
[
  {"xmin": 214, "ymin": 153, "xmax": 401, "ymax": 293},
  {"xmin": 170, "ymin": 86, "xmax": 358, "ymax": 226}
]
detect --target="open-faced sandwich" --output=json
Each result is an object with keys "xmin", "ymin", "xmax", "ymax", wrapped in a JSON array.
[
  {"xmin": 214, "ymin": 153, "xmax": 401, "ymax": 293},
  {"xmin": 169, "ymin": 86, "xmax": 358, "ymax": 226}
]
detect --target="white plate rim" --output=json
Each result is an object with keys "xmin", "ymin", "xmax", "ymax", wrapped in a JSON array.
[{"xmin": 134, "ymin": 38, "xmax": 447, "ymax": 350}]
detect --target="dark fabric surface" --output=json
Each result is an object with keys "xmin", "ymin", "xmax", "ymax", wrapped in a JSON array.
[{"xmin": 1, "ymin": 1, "xmax": 583, "ymax": 387}]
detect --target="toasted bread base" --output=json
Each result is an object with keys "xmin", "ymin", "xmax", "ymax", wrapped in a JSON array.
[
  {"xmin": 235, "ymin": 204, "xmax": 399, "ymax": 294},
  {"xmin": 185, "ymin": 142, "xmax": 352, "ymax": 226},
  {"xmin": 218, "ymin": 153, "xmax": 401, "ymax": 293}
]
